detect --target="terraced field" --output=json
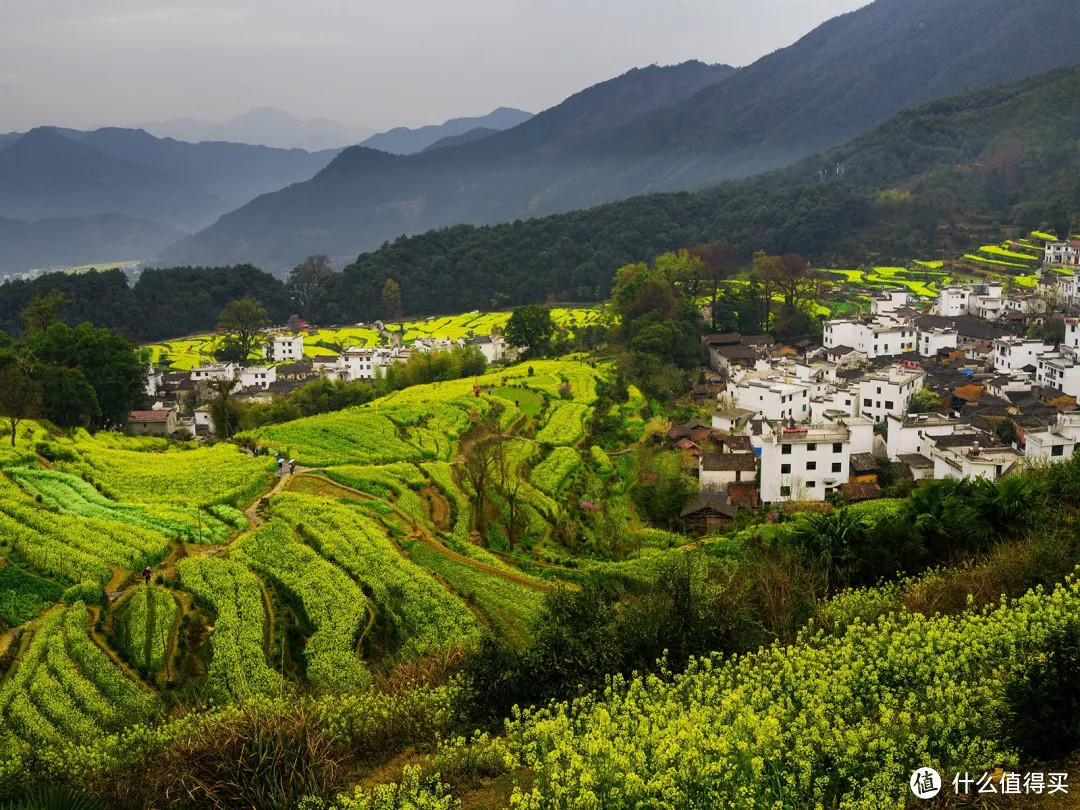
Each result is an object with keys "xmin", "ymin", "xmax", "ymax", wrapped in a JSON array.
[{"xmin": 0, "ymin": 359, "xmax": 613, "ymax": 769}]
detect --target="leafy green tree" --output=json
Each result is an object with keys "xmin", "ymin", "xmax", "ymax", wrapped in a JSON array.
[
  {"xmin": 36, "ymin": 366, "xmax": 100, "ymax": 427},
  {"xmin": 908, "ymin": 388, "xmax": 942, "ymax": 414},
  {"xmin": 217, "ymin": 297, "xmax": 269, "ymax": 365},
  {"xmin": 0, "ymin": 362, "xmax": 43, "ymax": 446},
  {"xmin": 24, "ymin": 322, "xmax": 143, "ymax": 429},
  {"xmin": 286, "ymin": 255, "xmax": 334, "ymax": 316},
  {"xmin": 207, "ymin": 378, "xmax": 240, "ymax": 439},
  {"xmin": 20, "ymin": 289, "xmax": 73, "ymax": 336},
  {"xmin": 505, "ymin": 305, "xmax": 554, "ymax": 359},
  {"xmin": 381, "ymin": 278, "xmax": 403, "ymax": 320}
]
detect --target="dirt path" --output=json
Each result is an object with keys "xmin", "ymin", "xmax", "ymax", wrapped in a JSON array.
[
  {"xmin": 245, "ymin": 469, "xmax": 306, "ymax": 526},
  {"xmin": 86, "ymin": 605, "xmax": 156, "ymax": 693},
  {"xmin": 0, "ymin": 628, "xmax": 20, "ymax": 659},
  {"xmin": 287, "ymin": 473, "xmax": 550, "ymax": 593}
]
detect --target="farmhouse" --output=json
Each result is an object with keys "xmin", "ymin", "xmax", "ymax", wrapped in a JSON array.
[
  {"xmin": 265, "ymin": 334, "xmax": 305, "ymax": 362},
  {"xmin": 125, "ymin": 407, "xmax": 178, "ymax": 437}
]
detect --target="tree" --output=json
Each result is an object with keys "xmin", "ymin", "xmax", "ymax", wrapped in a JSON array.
[
  {"xmin": 505, "ymin": 305, "xmax": 554, "ymax": 359},
  {"xmin": 20, "ymin": 289, "xmax": 73, "ymax": 336},
  {"xmin": 688, "ymin": 244, "xmax": 739, "ymax": 331},
  {"xmin": 908, "ymin": 388, "xmax": 942, "ymax": 414},
  {"xmin": 217, "ymin": 297, "xmax": 269, "ymax": 365},
  {"xmin": 381, "ymin": 278, "xmax": 403, "ymax": 320},
  {"xmin": 286, "ymin": 255, "xmax": 334, "ymax": 317},
  {"xmin": 492, "ymin": 431, "xmax": 525, "ymax": 549},
  {"xmin": 0, "ymin": 363, "xmax": 43, "ymax": 446},
  {"xmin": 24, "ymin": 322, "xmax": 144, "ymax": 429},
  {"xmin": 462, "ymin": 424, "xmax": 501, "ymax": 539},
  {"xmin": 207, "ymin": 378, "xmax": 240, "ymax": 439}
]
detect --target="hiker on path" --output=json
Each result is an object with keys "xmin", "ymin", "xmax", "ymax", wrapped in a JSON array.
[
  {"xmin": 277, "ymin": 457, "xmax": 285, "ymax": 475},
  {"xmin": 289, "ymin": 459, "xmax": 296, "ymax": 475},
  {"xmin": 142, "ymin": 566, "xmax": 152, "ymax": 586}
]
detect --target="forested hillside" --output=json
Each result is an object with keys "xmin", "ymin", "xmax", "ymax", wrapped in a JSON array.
[
  {"xmin": 0, "ymin": 265, "xmax": 289, "ymax": 341},
  {"xmin": 305, "ymin": 64, "xmax": 1080, "ymax": 322},
  {"xmin": 160, "ymin": 0, "xmax": 1080, "ymax": 271}
]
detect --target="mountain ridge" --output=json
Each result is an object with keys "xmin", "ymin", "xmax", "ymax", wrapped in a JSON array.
[{"xmin": 158, "ymin": 0, "xmax": 1080, "ymax": 272}]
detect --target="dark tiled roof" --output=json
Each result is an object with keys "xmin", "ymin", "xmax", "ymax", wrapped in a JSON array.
[
  {"xmin": 680, "ymin": 492, "xmax": 739, "ymax": 519},
  {"xmin": 899, "ymin": 453, "xmax": 934, "ymax": 469},
  {"xmin": 722, "ymin": 435, "xmax": 753, "ymax": 452},
  {"xmin": 128, "ymin": 410, "xmax": 171, "ymax": 423},
  {"xmin": 842, "ymin": 481, "xmax": 881, "ymax": 502},
  {"xmin": 849, "ymin": 453, "xmax": 879, "ymax": 474},
  {"xmin": 700, "ymin": 453, "xmax": 757, "ymax": 472}
]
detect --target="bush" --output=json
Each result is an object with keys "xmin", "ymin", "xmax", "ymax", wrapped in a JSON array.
[
  {"xmin": 61, "ymin": 581, "xmax": 105, "ymax": 606},
  {"xmin": 1003, "ymin": 622, "xmax": 1080, "ymax": 763}
]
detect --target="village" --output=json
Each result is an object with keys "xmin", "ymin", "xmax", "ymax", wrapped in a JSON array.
[{"xmin": 677, "ymin": 240, "xmax": 1080, "ymax": 532}]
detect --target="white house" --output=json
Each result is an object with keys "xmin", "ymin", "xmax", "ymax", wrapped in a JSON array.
[
  {"xmin": 885, "ymin": 413, "xmax": 961, "ymax": 460},
  {"xmin": 145, "ymin": 364, "xmax": 163, "ymax": 397},
  {"xmin": 1036, "ymin": 354, "xmax": 1080, "ymax": 397},
  {"xmin": 993, "ymin": 337, "xmax": 1053, "ymax": 373},
  {"xmin": 339, "ymin": 347, "xmax": 396, "ymax": 381},
  {"xmin": 240, "ymin": 365, "xmax": 277, "ymax": 390},
  {"xmin": 937, "ymin": 285, "xmax": 971, "ymax": 317},
  {"xmin": 733, "ymin": 378, "xmax": 812, "ymax": 422},
  {"xmin": 698, "ymin": 453, "xmax": 757, "ymax": 493},
  {"xmin": 857, "ymin": 366, "xmax": 925, "ymax": 423},
  {"xmin": 918, "ymin": 327, "xmax": 959, "ymax": 358},
  {"xmin": 758, "ymin": 421, "xmax": 853, "ymax": 504},
  {"xmin": 926, "ymin": 436, "xmax": 1022, "ymax": 482},
  {"xmin": 822, "ymin": 319, "xmax": 916, "ymax": 360},
  {"xmin": 1025, "ymin": 413, "xmax": 1080, "ymax": 461},
  {"xmin": 1045, "ymin": 241, "xmax": 1080, "ymax": 268},
  {"xmin": 870, "ymin": 289, "xmax": 909, "ymax": 317},
  {"xmin": 1066, "ymin": 318, "xmax": 1080, "ymax": 350},
  {"xmin": 190, "ymin": 362, "xmax": 239, "ymax": 383},
  {"xmin": 810, "ymin": 385, "xmax": 859, "ymax": 422},
  {"xmin": 471, "ymin": 335, "xmax": 512, "ymax": 364},
  {"xmin": 265, "ymin": 334, "xmax": 305, "ymax": 363}
]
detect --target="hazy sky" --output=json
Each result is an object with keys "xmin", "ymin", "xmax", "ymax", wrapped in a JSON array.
[{"xmin": 2, "ymin": 0, "xmax": 872, "ymax": 132}]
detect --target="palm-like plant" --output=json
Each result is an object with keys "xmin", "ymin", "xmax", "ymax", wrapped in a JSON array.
[
  {"xmin": 791, "ymin": 509, "xmax": 870, "ymax": 586},
  {"xmin": 2, "ymin": 786, "xmax": 107, "ymax": 810}
]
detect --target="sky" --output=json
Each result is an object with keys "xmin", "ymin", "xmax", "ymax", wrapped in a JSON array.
[{"xmin": 1, "ymin": 0, "xmax": 872, "ymax": 133}]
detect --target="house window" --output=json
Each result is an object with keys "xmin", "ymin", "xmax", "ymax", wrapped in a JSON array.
[
  {"xmin": 807, "ymin": 443, "xmax": 817, "ymax": 451},
  {"xmin": 781, "ymin": 464, "xmax": 791, "ymax": 474},
  {"xmin": 863, "ymin": 398, "xmax": 872, "ymax": 407},
  {"xmin": 833, "ymin": 443, "xmax": 843, "ymax": 453},
  {"xmin": 780, "ymin": 486, "xmax": 791, "ymax": 497},
  {"xmin": 782, "ymin": 444, "xmax": 792, "ymax": 455},
  {"xmin": 1053, "ymin": 444, "xmax": 1065, "ymax": 457},
  {"xmin": 807, "ymin": 461, "xmax": 817, "ymax": 471},
  {"xmin": 885, "ymin": 401, "xmax": 894, "ymax": 410},
  {"xmin": 807, "ymin": 481, "xmax": 816, "ymax": 488},
  {"xmin": 832, "ymin": 462, "xmax": 842, "ymax": 473}
]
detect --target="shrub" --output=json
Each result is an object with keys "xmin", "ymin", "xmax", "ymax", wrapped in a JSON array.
[{"xmin": 1003, "ymin": 621, "xmax": 1080, "ymax": 763}]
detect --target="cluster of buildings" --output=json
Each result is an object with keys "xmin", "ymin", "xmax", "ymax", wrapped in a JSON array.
[
  {"xmin": 128, "ymin": 328, "xmax": 513, "ymax": 437},
  {"xmin": 679, "ymin": 274, "xmax": 1080, "ymax": 531}
]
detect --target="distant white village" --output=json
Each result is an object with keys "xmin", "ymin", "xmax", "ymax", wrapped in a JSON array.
[{"xmin": 128, "ymin": 324, "xmax": 513, "ymax": 439}]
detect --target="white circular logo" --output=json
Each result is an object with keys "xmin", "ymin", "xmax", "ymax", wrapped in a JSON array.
[{"xmin": 910, "ymin": 767, "xmax": 942, "ymax": 799}]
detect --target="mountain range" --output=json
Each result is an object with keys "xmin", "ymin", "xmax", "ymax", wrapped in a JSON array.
[
  {"xmin": 359, "ymin": 108, "xmax": 533, "ymax": 155},
  {"xmin": 0, "ymin": 127, "xmax": 341, "ymax": 272},
  {"xmin": 138, "ymin": 108, "xmax": 376, "ymax": 152},
  {"xmin": 157, "ymin": 0, "xmax": 1080, "ymax": 274}
]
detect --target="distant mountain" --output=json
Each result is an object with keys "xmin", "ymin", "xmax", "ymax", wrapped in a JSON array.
[
  {"xmin": 0, "ymin": 126, "xmax": 340, "ymax": 272},
  {"xmin": 70, "ymin": 128, "xmax": 338, "ymax": 208},
  {"xmin": 0, "ymin": 214, "xmax": 183, "ymax": 274},
  {"xmin": 160, "ymin": 0, "xmax": 1080, "ymax": 273},
  {"xmin": 158, "ymin": 60, "xmax": 736, "ymax": 269},
  {"xmin": 0, "ymin": 127, "xmax": 222, "ymax": 231},
  {"xmin": 421, "ymin": 128, "xmax": 500, "ymax": 153},
  {"xmin": 139, "ymin": 107, "xmax": 376, "ymax": 151},
  {"xmin": 309, "ymin": 63, "xmax": 1080, "ymax": 322},
  {"xmin": 361, "ymin": 108, "xmax": 533, "ymax": 155}
]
